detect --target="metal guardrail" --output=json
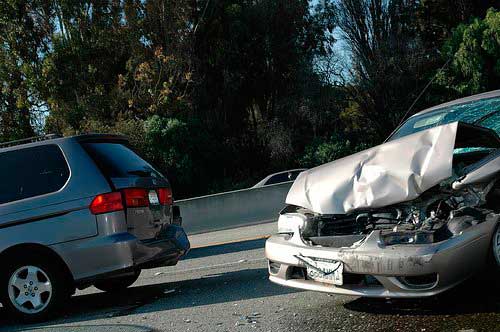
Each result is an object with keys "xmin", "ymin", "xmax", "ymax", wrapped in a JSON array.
[{"xmin": 175, "ymin": 181, "xmax": 293, "ymax": 235}]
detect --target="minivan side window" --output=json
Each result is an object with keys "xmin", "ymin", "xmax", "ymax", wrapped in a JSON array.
[{"xmin": 0, "ymin": 145, "xmax": 70, "ymax": 204}]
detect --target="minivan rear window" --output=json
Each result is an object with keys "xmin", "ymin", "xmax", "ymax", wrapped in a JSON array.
[
  {"xmin": 82, "ymin": 143, "xmax": 163, "ymax": 179},
  {"xmin": 0, "ymin": 145, "xmax": 70, "ymax": 204}
]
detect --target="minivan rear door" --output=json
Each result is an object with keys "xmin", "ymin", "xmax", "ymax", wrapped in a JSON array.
[{"xmin": 82, "ymin": 141, "xmax": 172, "ymax": 241}]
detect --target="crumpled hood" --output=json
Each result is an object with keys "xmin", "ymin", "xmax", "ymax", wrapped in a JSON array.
[{"xmin": 286, "ymin": 122, "xmax": 459, "ymax": 214}]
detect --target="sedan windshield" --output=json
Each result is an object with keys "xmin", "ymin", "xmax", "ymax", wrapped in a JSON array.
[{"xmin": 389, "ymin": 96, "xmax": 500, "ymax": 141}]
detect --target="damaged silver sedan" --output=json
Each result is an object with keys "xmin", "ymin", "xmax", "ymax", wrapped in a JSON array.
[{"xmin": 265, "ymin": 90, "xmax": 500, "ymax": 298}]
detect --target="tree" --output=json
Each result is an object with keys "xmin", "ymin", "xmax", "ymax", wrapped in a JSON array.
[
  {"xmin": 0, "ymin": 0, "xmax": 52, "ymax": 142},
  {"xmin": 40, "ymin": 1, "xmax": 129, "ymax": 132},
  {"xmin": 43, "ymin": 0, "xmax": 193, "ymax": 134},
  {"xmin": 3, "ymin": 0, "xmax": 497, "ymax": 198},
  {"xmin": 416, "ymin": 0, "xmax": 499, "ymax": 52},
  {"xmin": 335, "ymin": 0, "xmax": 432, "ymax": 141},
  {"xmin": 193, "ymin": 0, "xmax": 336, "ymax": 170},
  {"xmin": 436, "ymin": 8, "xmax": 500, "ymax": 96}
]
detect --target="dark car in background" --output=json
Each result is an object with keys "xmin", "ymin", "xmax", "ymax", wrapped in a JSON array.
[
  {"xmin": 0, "ymin": 134, "xmax": 190, "ymax": 321},
  {"xmin": 252, "ymin": 169, "xmax": 307, "ymax": 188}
]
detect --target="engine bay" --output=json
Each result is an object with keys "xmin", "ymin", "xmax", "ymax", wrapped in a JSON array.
[
  {"xmin": 294, "ymin": 150, "xmax": 500, "ymax": 248},
  {"xmin": 297, "ymin": 193, "xmax": 496, "ymax": 248},
  {"xmin": 282, "ymin": 123, "xmax": 500, "ymax": 248}
]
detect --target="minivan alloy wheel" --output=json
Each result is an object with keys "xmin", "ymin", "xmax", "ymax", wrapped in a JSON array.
[{"xmin": 8, "ymin": 265, "xmax": 53, "ymax": 314}]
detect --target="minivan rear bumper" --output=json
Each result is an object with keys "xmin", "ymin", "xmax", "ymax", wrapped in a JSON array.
[
  {"xmin": 134, "ymin": 224, "xmax": 191, "ymax": 268},
  {"xmin": 50, "ymin": 215, "xmax": 190, "ymax": 286}
]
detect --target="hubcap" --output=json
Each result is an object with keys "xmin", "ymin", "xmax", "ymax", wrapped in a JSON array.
[
  {"xmin": 494, "ymin": 226, "xmax": 500, "ymax": 266},
  {"xmin": 8, "ymin": 265, "xmax": 52, "ymax": 314}
]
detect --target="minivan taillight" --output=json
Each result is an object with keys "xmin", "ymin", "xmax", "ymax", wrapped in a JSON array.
[
  {"xmin": 123, "ymin": 188, "xmax": 149, "ymax": 207},
  {"xmin": 157, "ymin": 188, "xmax": 173, "ymax": 205},
  {"xmin": 90, "ymin": 192, "xmax": 124, "ymax": 215}
]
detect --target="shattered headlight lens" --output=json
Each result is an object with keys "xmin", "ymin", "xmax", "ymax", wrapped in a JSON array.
[
  {"xmin": 380, "ymin": 231, "xmax": 434, "ymax": 245},
  {"xmin": 277, "ymin": 213, "xmax": 306, "ymax": 234}
]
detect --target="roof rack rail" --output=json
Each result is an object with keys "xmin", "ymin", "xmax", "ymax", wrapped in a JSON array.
[{"xmin": 0, "ymin": 134, "xmax": 61, "ymax": 149}]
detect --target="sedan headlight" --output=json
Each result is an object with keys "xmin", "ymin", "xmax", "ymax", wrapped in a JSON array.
[{"xmin": 277, "ymin": 213, "xmax": 306, "ymax": 234}]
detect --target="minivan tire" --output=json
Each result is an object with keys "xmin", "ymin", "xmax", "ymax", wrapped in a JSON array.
[
  {"xmin": 0, "ymin": 256, "xmax": 69, "ymax": 322},
  {"xmin": 94, "ymin": 270, "xmax": 141, "ymax": 292}
]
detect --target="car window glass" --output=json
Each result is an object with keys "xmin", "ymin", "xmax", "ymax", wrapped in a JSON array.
[
  {"xmin": 477, "ymin": 111, "xmax": 500, "ymax": 135},
  {"xmin": 390, "ymin": 96, "xmax": 500, "ymax": 140},
  {"xmin": 265, "ymin": 172, "xmax": 292, "ymax": 185},
  {"xmin": 413, "ymin": 113, "xmax": 446, "ymax": 129},
  {"xmin": 83, "ymin": 143, "xmax": 163, "ymax": 179},
  {"xmin": 0, "ymin": 145, "xmax": 70, "ymax": 204}
]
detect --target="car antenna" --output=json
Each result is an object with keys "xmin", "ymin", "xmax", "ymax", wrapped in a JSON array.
[{"xmin": 396, "ymin": 56, "xmax": 452, "ymax": 128}]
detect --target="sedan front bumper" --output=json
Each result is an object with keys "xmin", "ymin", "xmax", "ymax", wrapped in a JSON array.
[{"xmin": 265, "ymin": 217, "xmax": 497, "ymax": 298}]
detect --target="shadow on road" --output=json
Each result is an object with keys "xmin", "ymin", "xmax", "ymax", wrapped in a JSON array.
[
  {"xmin": 288, "ymin": 274, "xmax": 500, "ymax": 332},
  {"xmin": 12, "ymin": 324, "xmax": 155, "ymax": 332},
  {"xmin": 343, "ymin": 275, "xmax": 500, "ymax": 316},
  {"xmin": 184, "ymin": 238, "xmax": 267, "ymax": 260},
  {"xmin": 0, "ymin": 267, "xmax": 300, "ymax": 331}
]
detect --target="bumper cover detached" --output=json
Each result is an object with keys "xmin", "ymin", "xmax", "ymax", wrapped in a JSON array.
[{"xmin": 265, "ymin": 218, "xmax": 497, "ymax": 298}]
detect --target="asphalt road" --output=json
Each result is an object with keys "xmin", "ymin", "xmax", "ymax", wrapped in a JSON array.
[{"xmin": 0, "ymin": 224, "xmax": 499, "ymax": 332}]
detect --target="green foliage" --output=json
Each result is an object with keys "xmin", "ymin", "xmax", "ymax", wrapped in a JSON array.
[
  {"xmin": 0, "ymin": 0, "xmax": 49, "ymax": 142},
  {"xmin": 436, "ymin": 8, "xmax": 500, "ymax": 95},
  {"xmin": 144, "ymin": 116, "xmax": 193, "ymax": 185},
  {"xmin": 143, "ymin": 115, "xmax": 220, "ymax": 197},
  {"xmin": 336, "ymin": 0, "xmax": 431, "ymax": 141},
  {"xmin": 41, "ymin": 0, "xmax": 193, "ymax": 135},
  {"xmin": 194, "ymin": 0, "xmax": 336, "ymax": 153},
  {"xmin": 416, "ymin": 0, "xmax": 499, "ymax": 51},
  {"xmin": 57, "ymin": 115, "xmax": 147, "ymax": 161},
  {"xmin": 1, "ymin": 0, "xmax": 498, "ymax": 197},
  {"xmin": 300, "ymin": 136, "xmax": 368, "ymax": 168}
]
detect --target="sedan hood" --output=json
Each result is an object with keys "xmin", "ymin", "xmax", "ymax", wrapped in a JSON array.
[{"xmin": 286, "ymin": 122, "xmax": 459, "ymax": 214}]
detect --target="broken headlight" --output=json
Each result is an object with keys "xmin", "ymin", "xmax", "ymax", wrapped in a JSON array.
[{"xmin": 277, "ymin": 213, "xmax": 307, "ymax": 234}]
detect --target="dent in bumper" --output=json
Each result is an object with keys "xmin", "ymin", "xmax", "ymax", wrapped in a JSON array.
[
  {"xmin": 265, "ymin": 219, "xmax": 495, "ymax": 298},
  {"xmin": 52, "ymin": 224, "xmax": 190, "ymax": 283},
  {"xmin": 133, "ymin": 224, "xmax": 191, "ymax": 267}
]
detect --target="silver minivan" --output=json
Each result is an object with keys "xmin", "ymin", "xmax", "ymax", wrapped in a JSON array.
[{"xmin": 0, "ymin": 134, "xmax": 190, "ymax": 321}]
